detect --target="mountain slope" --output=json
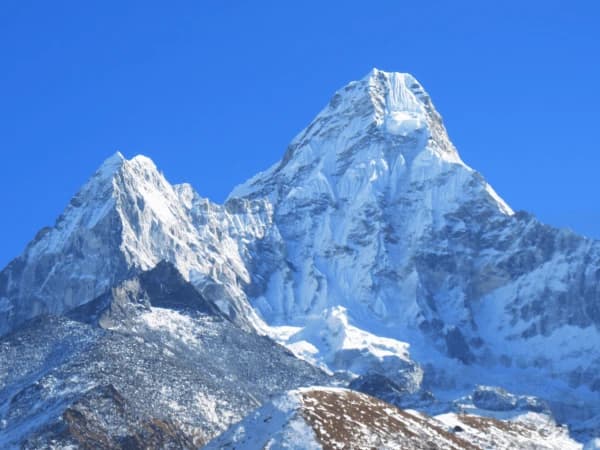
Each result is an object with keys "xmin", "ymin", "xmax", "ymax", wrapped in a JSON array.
[
  {"xmin": 225, "ymin": 69, "xmax": 600, "ymax": 411},
  {"xmin": 0, "ymin": 263, "xmax": 327, "ymax": 449},
  {"xmin": 0, "ymin": 153, "xmax": 272, "ymax": 335},
  {"xmin": 205, "ymin": 387, "xmax": 579, "ymax": 450},
  {"xmin": 205, "ymin": 387, "xmax": 475, "ymax": 450}
]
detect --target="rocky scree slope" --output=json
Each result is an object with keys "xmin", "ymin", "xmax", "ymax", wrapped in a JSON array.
[{"xmin": 0, "ymin": 263, "xmax": 327, "ymax": 448}]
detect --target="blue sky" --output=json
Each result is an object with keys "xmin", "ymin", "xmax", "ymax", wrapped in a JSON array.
[{"xmin": 1, "ymin": 1, "xmax": 599, "ymax": 266}]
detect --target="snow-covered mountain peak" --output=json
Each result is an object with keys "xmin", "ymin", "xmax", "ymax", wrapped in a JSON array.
[
  {"xmin": 317, "ymin": 68, "xmax": 460, "ymax": 156},
  {"xmin": 229, "ymin": 69, "xmax": 467, "ymax": 202},
  {"xmin": 364, "ymin": 68, "xmax": 427, "ymax": 114},
  {"xmin": 364, "ymin": 68, "xmax": 461, "ymax": 160},
  {"xmin": 228, "ymin": 69, "xmax": 512, "ymax": 230},
  {"xmin": 306, "ymin": 68, "xmax": 435, "ymax": 142},
  {"xmin": 25, "ymin": 152, "xmax": 171, "ymax": 259},
  {"xmin": 94, "ymin": 152, "xmax": 160, "ymax": 185},
  {"xmin": 3, "ymin": 69, "xmax": 600, "ymax": 446},
  {"xmin": 96, "ymin": 150, "xmax": 126, "ymax": 176},
  {"xmin": 0, "ymin": 151, "xmax": 271, "ymax": 335},
  {"xmin": 126, "ymin": 153, "xmax": 161, "ymax": 172},
  {"xmin": 326, "ymin": 68, "xmax": 428, "ymax": 122}
]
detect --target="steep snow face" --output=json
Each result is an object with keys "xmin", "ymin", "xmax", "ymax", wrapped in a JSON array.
[
  {"xmin": 0, "ymin": 153, "xmax": 270, "ymax": 335},
  {"xmin": 228, "ymin": 69, "xmax": 600, "ymax": 400},
  {"xmin": 230, "ymin": 69, "xmax": 508, "ymax": 210},
  {"xmin": 228, "ymin": 69, "xmax": 515, "ymax": 332},
  {"xmin": 227, "ymin": 69, "xmax": 514, "ymax": 346}
]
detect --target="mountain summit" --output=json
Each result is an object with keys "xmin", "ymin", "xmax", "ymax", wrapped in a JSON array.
[
  {"xmin": 230, "ymin": 68, "xmax": 509, "ymax": 213},
  {"xmin": 1, "ymin": 70, "xmax": 600, "ymax": 447},
  {"xmin": 0, "ymin": 151, "xmax": 268, "ymax": 335}
]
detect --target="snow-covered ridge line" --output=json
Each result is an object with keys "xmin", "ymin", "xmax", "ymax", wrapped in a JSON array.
[
  {"xmin": 1, "ymin": 69, "xmax": 600, "ymax": 441},
  {"xmin": 0, "ymin": 148, "xmax": 271, "ymax": 335}
]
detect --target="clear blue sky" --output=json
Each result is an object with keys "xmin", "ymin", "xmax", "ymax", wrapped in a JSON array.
[{"xmin": 1, "ymin": 1, "xmax": 599, "ymax": 267}]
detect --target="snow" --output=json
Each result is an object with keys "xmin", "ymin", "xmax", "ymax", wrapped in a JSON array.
[
  {"xmin": 140, "ymin": 307, "xmax": 206, "ymax": 347},
  {"xmin": 385, "ymin": 110, "xmax": 426, "ymax": 136},
  {"xmin": 3, "ymin": 68, "xmax": 600, "ymax": 445},
  {"xmin": 221, "ymin": 68, "xmax": 600, "ymax": 439},
  {"xmin": 204, "ymin": 390, "xmax": 322, "ymax": 450},
  {"xmin": 484, "ymin": 182, "xmax": 514, "ymax": 215},
  {"xmin": 96, "ymin": 150, "xmax": 125, "ymax": 178},
  {"xmin": 585, "ymin": 438, "xmax": 600, "ymax": 450},
  {"xmin": 0, "ymin": 297, "xmax": 12, "ymax": 313},
  {"xmin": 3, "ymin": 147, "xmax": 271, "ymax": 335},
  {"xmin": 194, "ymin": 391, "xmax": 238, "ymax": 429},
  {"xmin": 434, "ymin": 411, "xmax": 581, "ymax": 450}
]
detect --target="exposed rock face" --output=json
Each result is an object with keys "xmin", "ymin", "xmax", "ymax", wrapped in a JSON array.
[
  {"xmin": 0, "ymin": 264, "xmax": 327, "ymax": 448},
  {"xmin": 472, "ymin": 386, "xmax": 518, "ymax": 411},
  {"xmin": 349, "ymin": 373, "xmax": 406, "ymax": 400},
  {"xmin": 23, "ymin": 384, "xmax": 201, "ymax": 450},
  {"xmin": 349, "ymin": 373, "xmax": 436, "ymax": 410},
  {"xmin": 66, "ymin": 260, "xmax": 225, "ymax": 327},
  {"xmin": 469, "ymin": 386, "xmax": 550, "ymax": 415}
]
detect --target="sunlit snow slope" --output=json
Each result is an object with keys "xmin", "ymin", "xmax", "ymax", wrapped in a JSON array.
[
  {"xmin": 227, "ymin": 69, "xmax": 600, "ymax": 418},
  {"xmin": 1, "ymin": 69, "xmax": 600, "ymax": 438}
]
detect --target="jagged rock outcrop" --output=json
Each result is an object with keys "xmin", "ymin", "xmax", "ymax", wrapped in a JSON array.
[{"xmin": 0, "ymin": 264, "xmax": 327, "ymax": 448}]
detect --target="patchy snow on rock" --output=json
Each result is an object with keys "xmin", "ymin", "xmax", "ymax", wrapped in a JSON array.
[
  {"xmin": 207, "ymin": 387, "xmax": 477, "ymax": 450},
  {"xmin": 139, "ymin": 307, "xmax": 211, "ymax": 348},
  {"xmin": 435, "ymin": 411, "xmax": 581, "ymax": 450}
]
